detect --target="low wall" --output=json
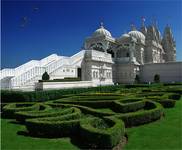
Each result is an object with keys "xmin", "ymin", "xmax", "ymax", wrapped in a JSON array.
[
  {"xmin": 140, "ymin": 61, "xmax": 182, "ymax": 83},
  {"xmin": 35, "ymin": 81, "xmax": 97, "ymax": 90}
]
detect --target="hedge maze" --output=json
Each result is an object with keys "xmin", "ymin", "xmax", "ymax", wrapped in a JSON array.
[{"xmin": 2, "ymin": 86, "xmax": 181, "ymax": 149}]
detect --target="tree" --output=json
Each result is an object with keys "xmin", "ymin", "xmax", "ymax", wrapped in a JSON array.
[
  {"xmin": 154, "ymin": 74, "xmax": 160, "ymax": 83},
  {"xmin": 135, "ymin": 75, "xmax": 140, "ymax": 83},
  {"xmin": 42, "ymin": 71, "xmax": 50, "ymax": 80}
]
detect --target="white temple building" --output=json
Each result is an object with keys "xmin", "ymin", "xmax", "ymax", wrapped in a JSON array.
[{"xmin": 1, "ymin": 20, "xmax": 182, "ymax": 91}]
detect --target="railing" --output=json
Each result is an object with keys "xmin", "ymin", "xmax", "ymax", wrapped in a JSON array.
[
  {"xmin": 11, "ymin": 67, "xmax": 45, "ymax": 87},
  {"xmin": 1, "ymin": 54, "xmax": 59, "ymax": 81},
  {"xmin": 11, "ymin": 56, "xmax": 70, "ymax": 87},
  {"xmin": 0, "ymin": 69, "xmax": 15, "ymax": 80},
  {"xmin": 70, "ymin": 50, "xmax": 85, "ymax": 65},
  {"xmin": 3, "ymin": 51, "xmax": 86, "ymax": 88}
]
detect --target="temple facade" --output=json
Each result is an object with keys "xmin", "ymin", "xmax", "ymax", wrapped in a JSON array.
[{"xmin": 1, "ymin": 20, "xmax": 181, "ymax": 90}]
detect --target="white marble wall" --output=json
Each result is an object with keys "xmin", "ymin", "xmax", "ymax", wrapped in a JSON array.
[
  {"xmin": 82, "ymin": 50, "xmax": 114, "ymax": 86},
  {"xmin": 35, "ymin": 81, "xmax": 96, "ymax": 90},
  {"xmin": 140, "ymin": 62, "xmax": 182, "ymax": 83},
  {"xmin": 113, "ymin": 63, "xmax": 139, "ymax": 84}
]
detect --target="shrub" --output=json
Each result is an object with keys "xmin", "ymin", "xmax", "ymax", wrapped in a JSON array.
[
  {"xmin": 1, "ymin": 85, "xmax": 124, "ymax": 103},
  {"xmin": 25, "ymin": 107, "xmax": 81, "ymax": 137},
  {"xmin": 125, "ymin": 84, "xmax": 149, "ymax": 88},
  {"xmin": 49, "ymin": 102, "xmax": 116, "ymax": 117},
  {"xmin": 80, "ymin": 117, "xmax": 125, "ymax": 148},
  {"xmin": 111, "ymin": 100, "xmax": 145, "ymax": 113},
  {"xmin": 57, "ymin": 100, "xmax": 112, "ymax": 108},
  {"xmin": 168, "ymin": 93, "xmax": 181, "ymax": 100},
  {"xmin": 15, "ymin": 107, "xmax": 78, "ymax": 123},
  {"xmin": 42, "ymin": 71, "xmax": 50, "ymax": 80},
  {"xmin": 137, "ymin": 92, "xmax": 165, "ymax": 98},
  {"xmin": 165, "ymin": 88, "xmax": 182, "ymax": 94},
  {"xmin": 154, "ymin": 74, "xmax": 160, "ymax": 83},
  {"xmin": 2, "ymin": 102, "xmax": 38, "ymax": 118},
  {"xmin": 113, "ymin": 101, "xmax": 163, "ymax": 127},
  {"xmin": 157, "ymin": 99, "xmax": 176, "ymax": 108},
  {"xmin": 163, "ymin": 83, "xmax": 182, "ymax": 86},
  {"xmin": 135, "ymin": 75, "xmax": 140, "ymax": 83}
]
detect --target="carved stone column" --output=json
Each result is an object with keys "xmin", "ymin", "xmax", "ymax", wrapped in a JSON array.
[{"xmin": 129, "ymin": 38, "xmax": 136, "ymax": 62}]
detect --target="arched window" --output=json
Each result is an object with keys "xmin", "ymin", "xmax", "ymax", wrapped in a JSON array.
[{"xmin": 126, "ymin": 52, "xmax": 130, "ymax": 57}]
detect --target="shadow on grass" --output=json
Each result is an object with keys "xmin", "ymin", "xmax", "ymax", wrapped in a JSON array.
[
  {"xmin": 16, "ymin": 130, "xmax": 116, "ymax": 149},
  {"xmin": 8, "ymin": 120, "xmax": 24, "ymax": 125},
  {"xmin": 17, "ymin": 130, "xmax": 69, "ymax": 139}
]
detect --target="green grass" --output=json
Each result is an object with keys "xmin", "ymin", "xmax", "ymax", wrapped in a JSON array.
[
  {"xmin": 1, "ymin": 119, "xmax": 79, "ymax": 150},
  {"xmin": 124, "ymin": 98, "xmax": 182, "ymax": 150},
  {"xmin": 1, "ymin": 85, "xmax": 182, "ymax": 150},
  {"xmin": 2, "ymin": 99, "xmax": 181, "ymax": 150}
]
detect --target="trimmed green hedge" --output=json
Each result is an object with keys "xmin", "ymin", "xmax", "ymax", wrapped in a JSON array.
[
  {"xmin": 111, "ymin": 100, "xmax": 145, "ymax": 113},
  {"xmin": 157, "ymin": 99, "xmax": 176, "ymax": 108},
  {"xmin": 1, "ymin": 85, "xmax": 124, "ymax": 103},
  {"xmin": 57, "ymin": 94, "xmax": 122, "ymax": 101},
  {"xmin": 56, "ymin": 100, "xmax": 113, "ymax": 108},
  {"xmin": 15, "ymin": 105, "xmax": 75, "ymax": 123},
  {"xmin": 168, "ymin": 93, "xmax": 181, "ymax": 100},
  {"xmin": 2, "ymin": 102, "xmax": 38, "ymax": 118},
  {"xmin": 48, "ymin": 102, "xmax": 116, "ymax": 117},
  {"xmin": 80, "ymin": 117, "xmax": 125, "ymax": 148},
  {"xmin": 113, "ymin": 101, "xmax": 163, "ymax": 127},
  {"xmin": 165, "ymin": 88, "xmax": 182, "ymax": 95},
  {"xmin": 137, "ymin": 92, "xmax": 165, "ymax": 98},
  {"xmin": 163, "ymin": 83, "xmax": 182, "ymax": 86},
  {"xmin": 147, "ymin": 96, "xmax": 176, "ymax": 108},
  {"xmin": 25, "ymin": 107, "xmax": 81, "ymax": 137}
]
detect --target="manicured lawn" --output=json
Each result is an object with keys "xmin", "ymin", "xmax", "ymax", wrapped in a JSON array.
[
  {"xmin": 1, "ymin": 119, "xmax": 79, "ymax": 150},
  {"xmin": 124, "ymin": 97, "xmax": 182, "ymax": 150},
  {"xmin": 1, "ymin": 85, "xmax": 182, "ymax": 150},
  {"xmin": 2, "ymin": 99, "xmax": 181, "ymax": 150}
]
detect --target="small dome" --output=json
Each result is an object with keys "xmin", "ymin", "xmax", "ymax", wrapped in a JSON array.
[
  {"xmin": 117, "ymin": 33, "xmax": 130, "ymax": 41},
  {"xmin": 128, "ymin": 30, "xmax": 145, "ymax": 41},
  {"xmin": 92, "ymin": 24, "xmax": 112, "ymax": 37},
  {"xmin": 121, "ymin": 33, "xmax": 130, "ymax": 38}
]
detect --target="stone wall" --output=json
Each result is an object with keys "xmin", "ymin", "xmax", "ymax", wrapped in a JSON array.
[
  {"xmin": 35, "ymin": 81, "xmax": 96, "ymax": 90},
  {"xmin": 114, "ymin": 63, "xmax": 139, "ymax": 84},
  {"xmin": 140, "ymin": 62, "xmax": 182, "ymax": 83}
]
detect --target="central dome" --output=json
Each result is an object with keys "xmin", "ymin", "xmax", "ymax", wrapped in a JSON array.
[
  {"xmin": 128, "ymin": 30, "xmax": 145, "ymax": 41},
  {"xmin": 92, "ymin": 23, "xmax": 112, "ymax": 37}
]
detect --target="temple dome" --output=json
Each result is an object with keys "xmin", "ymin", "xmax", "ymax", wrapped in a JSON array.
[
  {"xmin": 117, "ymin": 33, "xmax": 130, "ymax": 41},
  {"xmin": 92, "ymin": 24, "xmax": 112, "ymax": 37},
  {"xmin": 128, "ymin": 30, "xmax": 145, "ymax": 42}
]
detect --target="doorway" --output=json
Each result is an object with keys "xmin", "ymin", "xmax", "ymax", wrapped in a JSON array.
[{"xmin": 77, "ymin": 68, "xmax": 82, "ymax": 79}]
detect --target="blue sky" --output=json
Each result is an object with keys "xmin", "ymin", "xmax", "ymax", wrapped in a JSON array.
[{"xmin": 1, "ymin": 0, "xmax": 182, "ymax": 68}]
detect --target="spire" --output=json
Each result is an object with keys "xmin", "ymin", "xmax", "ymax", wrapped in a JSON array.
[
  {"xmin": 162, "ymin": 25, "xmax": 176, "ymax": 62},
  {"xmin": 140, "ymin": 16, "xmax": 147, "ymax": 35},
  {"xmin": 152, "ymin": 16, "xmax": 158, "ymax": 28},
  {"xmin": 141, "ymin": 16, "xmax": 146, "ymax": 27}
]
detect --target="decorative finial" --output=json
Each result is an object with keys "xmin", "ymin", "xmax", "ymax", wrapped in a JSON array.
[
  {"xmin": 141, "ymin": 16, "xmax": 146, "ymax": 27},
  {"xmin": 130, "ymin": 22, "xmax": 136, "ymax": 31},
  {"xmin": 152, "ymin": 16, "xmax": 157, "ymax": 28},
  {"xmin": 100, "ymin": 22, "xmax": 104, "ymax": 28}
]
